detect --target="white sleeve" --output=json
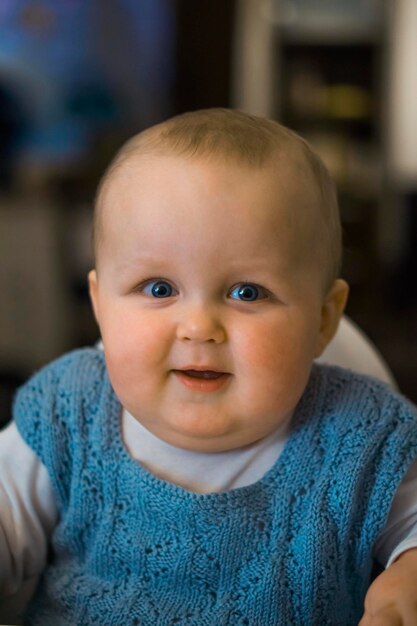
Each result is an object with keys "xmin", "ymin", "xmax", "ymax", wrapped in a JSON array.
[
  {"xmin": 374, "ymin": 457, "xmax": 417, "ymax": 568},
  {"xmin": 0, "ymin": 421, "xmax": 58, "ymax": 596}
]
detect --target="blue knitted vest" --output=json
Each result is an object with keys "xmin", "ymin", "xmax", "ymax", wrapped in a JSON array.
[{"xmin": 14, "ymin": 348, "xmax": 417, "ymax": 626}]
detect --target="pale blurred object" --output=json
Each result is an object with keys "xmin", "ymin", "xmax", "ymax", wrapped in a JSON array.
[
  {"xmin": 319, "ymin": 316, "xmax": 397, "ymax": 389},
  {"xmin": 264, "ymin": 0, "xmax": 383, "ymax": 42},
  {"xmin": 388, "ymin": 0, "xmax": 417, "ymax": 187}
]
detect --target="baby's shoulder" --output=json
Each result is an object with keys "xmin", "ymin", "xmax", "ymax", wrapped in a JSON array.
[
  {"xmin": 312, "ymin": 362, "xmax": 417, "ymax": 424},
  {"xmin": 13, "ymin": 348, "xmax": 111, "ymax": 468},
  {"xmin": 21, "ymin": 346, "xmax": 106, "ymax": 393},
  {"xmin": 13, "ymin": 347, "xmax": 108, "ymax": 427}
]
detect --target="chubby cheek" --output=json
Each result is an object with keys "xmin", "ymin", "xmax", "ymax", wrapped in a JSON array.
[
  {"xmin": 99, "ymin": 307, "xmax": 173, "ymax": 403},
  {"xmin": 233, "ymin": 315, "xmax": 316, "ymax": 412}
]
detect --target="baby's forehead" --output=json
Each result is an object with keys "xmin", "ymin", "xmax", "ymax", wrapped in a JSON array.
[
  {"xmin": 105, "ymin": 142, "xmax": 317, "ymax": 210},
  {"xmin": 98, "ymin": 143, "xmax": 323, "ymax": 250},
  {"xmin": 100, "ymin": 152, "xmax": 323, "ymax": 267}
]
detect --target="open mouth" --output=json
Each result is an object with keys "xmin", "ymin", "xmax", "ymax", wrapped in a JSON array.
[{"xmin": 173, "ymin": 369, "xmax": 231, "ymax": 392}]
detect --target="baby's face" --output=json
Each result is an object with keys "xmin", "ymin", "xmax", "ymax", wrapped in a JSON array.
[{"xmin": 89, "ymin": 153, "xmax": 342, "ymax": 452}]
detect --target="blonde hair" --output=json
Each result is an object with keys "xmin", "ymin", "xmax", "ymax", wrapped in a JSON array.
[{"xmin": 94, "ymin": 108, "xmax": 342, "ymax": 288}]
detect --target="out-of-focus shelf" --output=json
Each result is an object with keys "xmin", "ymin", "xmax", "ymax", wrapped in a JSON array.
[{"xmin": 264, "ymin": 0, "xmax": 384, "ymax": 44}]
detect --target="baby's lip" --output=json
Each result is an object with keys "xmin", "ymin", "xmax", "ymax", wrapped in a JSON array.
[
  {"xmin": 174, "ymin": 366, "xmax": 231, "ymax": 377},
  {"xmin": 172, "ymin": 368, "xmax": 232, "ymax": 391}
]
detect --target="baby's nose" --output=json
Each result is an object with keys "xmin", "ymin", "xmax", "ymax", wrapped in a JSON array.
[{"xmin": 176, "ymin": 305, "xmax": 226, "ymax": 344}]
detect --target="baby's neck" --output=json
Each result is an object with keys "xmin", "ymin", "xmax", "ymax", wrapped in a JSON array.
[{"xmin": 121, "ymin": 410, "xmax": 292, "ymax": 493}]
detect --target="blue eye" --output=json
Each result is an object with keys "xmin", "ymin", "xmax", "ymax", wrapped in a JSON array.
[
  {"xmin": 142, "ymin": 280, "xmax": 175, "ymax": 298},
  {"xmin": 229, "ymin": 283, "xmax": 266, "ymax": 302}
]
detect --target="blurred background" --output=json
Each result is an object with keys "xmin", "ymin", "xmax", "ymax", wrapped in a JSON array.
[{"xmin": 0, "ymin": 0, "xmax": 416, "ymax": 424}]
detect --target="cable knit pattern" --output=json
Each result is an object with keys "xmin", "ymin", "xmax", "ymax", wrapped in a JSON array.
[{"xmin": 13, "ymin": 348, "xmax": 417, "ymax": 626}]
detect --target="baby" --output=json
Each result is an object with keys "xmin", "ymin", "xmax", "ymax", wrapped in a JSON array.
[{"xmin": 1, "ymin": 108, "xmax": 417, "ymax": 625}]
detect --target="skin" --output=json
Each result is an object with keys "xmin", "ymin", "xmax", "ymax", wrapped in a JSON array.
[
  {"xmin": 359, "ymin": 549, "xmax": 417, "ymax": 625},
  {"xmin": 89, "ymin": 151, "xmax": 417, "ymax": 623},
  {"xmin": 89, "ymin": 152, "xmax": 348, "ymax": 453}
]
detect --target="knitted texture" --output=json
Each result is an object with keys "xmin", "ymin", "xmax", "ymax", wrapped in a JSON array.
[{"xmin": 14, "ymin": 348, "xmax": 417, "ymax": 626}]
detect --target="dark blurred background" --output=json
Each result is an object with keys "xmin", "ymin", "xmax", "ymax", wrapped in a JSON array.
[{"xmin": 1, "ymin": 0, "xmax": 416, "ymax": 425}]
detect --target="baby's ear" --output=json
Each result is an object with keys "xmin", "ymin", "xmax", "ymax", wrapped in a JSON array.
[
  {"xmin": 315, "ymin": 279, "xmax": 349, "ymax": 357},
  {"xmin": 88, "ymin": 269, "xmax": 100, "ymax": 324}
]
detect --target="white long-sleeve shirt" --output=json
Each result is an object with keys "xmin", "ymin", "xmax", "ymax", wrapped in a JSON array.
[{"xmin": 1, "ymin": 408, "xmax": 417, "ymax": 599}]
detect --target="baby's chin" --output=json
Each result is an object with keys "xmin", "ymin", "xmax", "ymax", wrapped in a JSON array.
[{"xmin": 135, "ymin": 417, "xmax": 273, "ymax": 454}]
